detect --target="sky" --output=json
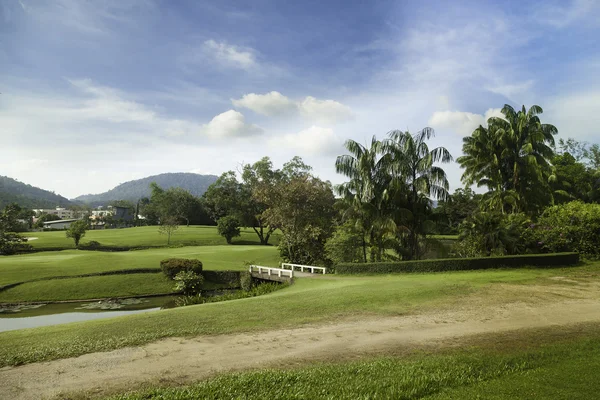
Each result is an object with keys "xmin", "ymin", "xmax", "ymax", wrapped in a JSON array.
[{"xmin": 1, "ymin": 0, "xmax": 599, "ymax": 199}]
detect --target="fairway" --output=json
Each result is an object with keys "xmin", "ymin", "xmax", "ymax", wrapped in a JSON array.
[
  {"xmin": 0, "ymin": 245, "xmax": 280, "ymax": 302},
  {"xmin": 22, "ymin": 225, "xmax": 281, "ymax": 249}
]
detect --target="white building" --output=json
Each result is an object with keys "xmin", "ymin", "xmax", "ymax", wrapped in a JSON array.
[{"xmin": 33, "ymin": 207, "xmax": 76, "ymax": 220}]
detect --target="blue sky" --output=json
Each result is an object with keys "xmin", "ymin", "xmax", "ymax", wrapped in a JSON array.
[{"xmin": 1, "ymin": 0, "xmax": 599, "ymax": 198}]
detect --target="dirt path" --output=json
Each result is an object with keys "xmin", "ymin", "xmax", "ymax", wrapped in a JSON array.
[{"xmin": 2, "ymin": 295, "xmax": 600, "ymax": 400}]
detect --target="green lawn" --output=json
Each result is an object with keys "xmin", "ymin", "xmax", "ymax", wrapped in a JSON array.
[
  {"xmin": 108, "ymin": 323, "xmax": 600, "ymax": 400},
  {"xmin": 0, "ymin": 273, "xmax": 175, "ymax": 302},
  {"xmin": 23, "ymin": 225, "xmax": 280, "ymax": 249},
  {"xmin": 0, "ymin": 245, "xmax": 280, "ymax": 287},
  {"xmin": 1, "ymin": 264, "xmax": 596, "ymax": 368}
]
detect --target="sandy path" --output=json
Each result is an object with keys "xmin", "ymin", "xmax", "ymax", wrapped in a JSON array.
[{"xmin": 2, "ymin": 296, "xmax": 600, "ymax": 400}]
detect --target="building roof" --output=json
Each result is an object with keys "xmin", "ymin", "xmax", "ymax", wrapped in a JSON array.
[{"xmin": 42, "ymin": 219, "xmax": 80, "ymax": 225}]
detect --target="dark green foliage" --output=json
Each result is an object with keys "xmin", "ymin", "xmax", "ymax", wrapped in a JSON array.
[
  {"xmin": 325, "ymin": 221, "xmax": 365, "ymax": 264},
  {"xmin": 434, "ymin": 188, "xmax": 482, "ymax": 234},
  {"xmin": 0, "ymin": 204, "xmax": 32, "ymax": 255},
  {"xmin": 240, "ymin": 271, "xmax": 253, "ymax": 291},
  {"xmin": 335, "ymin": 252, "xmax": 579, "ymax": 274},
  {"xmin": 216, "ymin": 216, "xmax": 241, "ymax": 244},
  {"xmin": 533, "ymin": 201, "xmax": 600, "ymax": 258},
  {"xmin": 176, "ymin": 282, "xmax": 286, "ymax": 307},
  {"xmin": 456, "ymin": 212, "xmax": 535, "ymax": 257},
  {"xmin": 201, "ymin": 270, "xmax": 240, "ymax": 287},
  {"xmin": 173, "ymin": 271, "xmax": 204, "ymax": 295},
  {"xmin": 160, "ymin": 258, "xmax": 203, "ymax": 279}
]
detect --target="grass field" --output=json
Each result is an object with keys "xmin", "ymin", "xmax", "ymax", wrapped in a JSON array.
[
  {"xmin": 0, "ymin": 245, "xmax": 280, "ymax": 302},
  {"xmin": 1, "ymin": 263, "xmax": 597, "ymax": 367},
  {"xmin": 108, "ymin": 323, "xmax": 600, "ymax": 400},
  {"xmin": 23, "ymin": 225, "xmax": 280, "ymax": 249}
]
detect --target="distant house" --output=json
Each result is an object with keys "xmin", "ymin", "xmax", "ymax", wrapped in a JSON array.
[
  {"xmin": 42, "ymin": 219, "xmax": 80, "ymax": 230},
  {"xmin": 33, "ymin": 207, "xmax": 75, "ymax": 220}
]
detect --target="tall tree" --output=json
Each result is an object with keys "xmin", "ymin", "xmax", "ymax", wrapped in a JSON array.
[
  {"xmin": 384, "ymin": 128, "xmax": 453, "ymax": 260},
  {"xmin": 335, "ymin": 137, "xmax": 393, "ymax": 262},
  {"xmin": 458, "ymin": 104, "xmax": 557, "ymax": 215},
  {"xmin": 256, "ymin": 158, "xmax": 336, "ymax": 265}
]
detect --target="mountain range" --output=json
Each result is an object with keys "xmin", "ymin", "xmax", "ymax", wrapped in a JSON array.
[
  {"xmin": 72, "ymin": 173, "xmax": 218, "ymax": 204},
  {"xmin": 0, "ymin": 173, "xmax": 219, "ymax": 209}
]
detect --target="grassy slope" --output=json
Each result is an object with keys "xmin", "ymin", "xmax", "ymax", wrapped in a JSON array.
[
  {"xmin": 23, "ymin": 226, "xmax": 280, "ymax": 249},
  {"xmin": 108, "ymin": 323, "xmax": 600, "ymax": 400},
  {"xmin": 0, "ymin": 274, "xmax": 175, "ymax": 302},
  {"xmin": 0, "ymin": 265, "xmax": 589, "ymax": 367},
  {"xmin": 0, "ymin": 245, "xmax": 280, "ymax": 286}
]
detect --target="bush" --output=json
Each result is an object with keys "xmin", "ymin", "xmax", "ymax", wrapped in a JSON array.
[
  {"xmin": 160, "ymin": 258, "xmax": 203, "ymax": 279},
  {"xmin": 325, "ymin": 221, "xmax": 364, "ymax": 264},
  {"xmin": 533, "ymin": 201, "xmax": 600, "ymax": 258},
  {"xmin": 335, "ymin": 252, "xmax": 579, "ymax": 274},
  {"xmin": 456, "ymin": 212, "xmax": 535, "ymax": 257},
  {"xmin": 175, "ymin": 282, "xmax": 287, "ymax": 307},
  {"xmin": 240, "ymin": 272, "xmax": 253, "ymax": 291},
  {"xmin": 201, "ymin": 270, "xmax": 240, "ymax": 287},
  {"xmin": 173, "ymin": 271, "xmax": 204, "ymax": 295}
]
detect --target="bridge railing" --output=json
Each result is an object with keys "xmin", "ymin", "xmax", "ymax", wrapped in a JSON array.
[
  {"xmin": 249, "ymin": 265, "xmax": 294, "ymax": 278},
  {"xmin": 281, "ymin": 263, "xmax": 327, "ymax": 274}
]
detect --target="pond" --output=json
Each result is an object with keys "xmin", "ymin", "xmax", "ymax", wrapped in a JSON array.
[{"xmin": 0, "ymin": 297, "xmax": 174, "ymax": 333}]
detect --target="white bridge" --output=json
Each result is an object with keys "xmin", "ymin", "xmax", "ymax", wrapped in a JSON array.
[
  {"xmin": 281, "ymin": 263, "xmax": 327, "ymax": 274},
  {"xmin": 248, "ymin": 263, "xmax": 327, "ymax": 282},
  {"xmin": 249, "ymin": 265, "xmax": 294, "ymax": 282}
]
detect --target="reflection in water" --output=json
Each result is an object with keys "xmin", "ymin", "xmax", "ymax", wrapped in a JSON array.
[{"xmin": 0, "ymin": 297, "xmax": 173, "ymax": 333}]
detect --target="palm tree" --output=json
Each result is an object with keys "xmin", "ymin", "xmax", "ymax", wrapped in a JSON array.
[
  {"xmin": 458, "ymin": 104, "xmax": 557, "ymax": 214},
  {"xmin": 383, "ymin": 128, "xmax": 453, "ymax": 260},
  {"xmin": 335, "ymin": 137, "xmax": 393, "ymax": 262}
]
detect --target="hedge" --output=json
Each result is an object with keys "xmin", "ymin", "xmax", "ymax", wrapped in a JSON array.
[
  {"xmin": 201, "ymin": 270, "xmax": 241, "ymax": 287},
  {"xmin": 335, "ymin": 252, "xmax": 580, "ymax": 274},
  {"xmin": 160, "ymin": 258, "xmax": 203, "ymax": 279}
]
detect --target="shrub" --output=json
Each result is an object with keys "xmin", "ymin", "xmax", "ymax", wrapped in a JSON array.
[
  {"xmin": 201, "ymin": 270, "xmax": 240, "ymax": 287},
  {"xmin": 325, "ymin": 221, "xmax": 364, "ymax": 264},
  {"xmin": 335, "ymin": 252, "xmax": 579, "ymax": 274},
  {"xmin": 160, "ymin": 258, "xmax": 203, "ymax": 279},
  {"xmin": 175, "ymin": 282, "xmax": 287, "ymax": 307},
  {"xmin": 533, "ymin": 201, "xmax": 600, "ymax": 258},
  {"xmin": 78, "ymin": 240, "xmax": 101, "ymax": 250},
  {"xmin": 456, "ymin": 212, "xmax": 535, "ymax": 257},
  {"xmin": 240, "ymin": 272, "xmax": 253, "ymax": 291},
  {"xmin": 217, "ymin": 216, "xmax": 241, "ymax": 244},
  {"xmin": 173, "ymin": 271, "xmax": 204, "ymax": 295}
]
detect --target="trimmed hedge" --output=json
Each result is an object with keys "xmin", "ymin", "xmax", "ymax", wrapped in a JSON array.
[
  {"xmin": 335, "ymin": 252, "xmax": 580, "ymax": 274},
  {"xmin": 201, "ymin": 270, "xmax": 241, "ymax": 287},
  {"xmin": 160, "ymin": 258, "xmax": 203, "ymax": 279}
]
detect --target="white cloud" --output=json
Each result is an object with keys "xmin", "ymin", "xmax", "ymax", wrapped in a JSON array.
[
  {"xmin": 200, "ymin": 110, "xmax": 263, "ymax": 138},
  {"xmin": 268, "ymin": 126, "xmax": 341, "ymax": 155},
  {"xmin": 298, "ymin": 97, "xmax": 354, "ymax": 125},
  {"xmin": 203, "ymin": 39, "xmax": 257, "ymax": 70},
  {"xmin": 231, "ymin": 91, "xmax": 296, "ymax": 116},
  {"xmin": 428, "ymin": 108, "xmax": 503, "ymax": 136},
  {"xmin": 232, "ymin": 92, "xmax": 354, "ymax": 124}
]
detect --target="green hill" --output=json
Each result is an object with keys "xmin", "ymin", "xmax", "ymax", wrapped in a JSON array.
[
  {"xmin": 0, "ymin": 176, "xmax": 72, "ymax": 209},
  {"xmin": 73, "ymin": 172, "xmax": 218, "ymax": 204}
]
